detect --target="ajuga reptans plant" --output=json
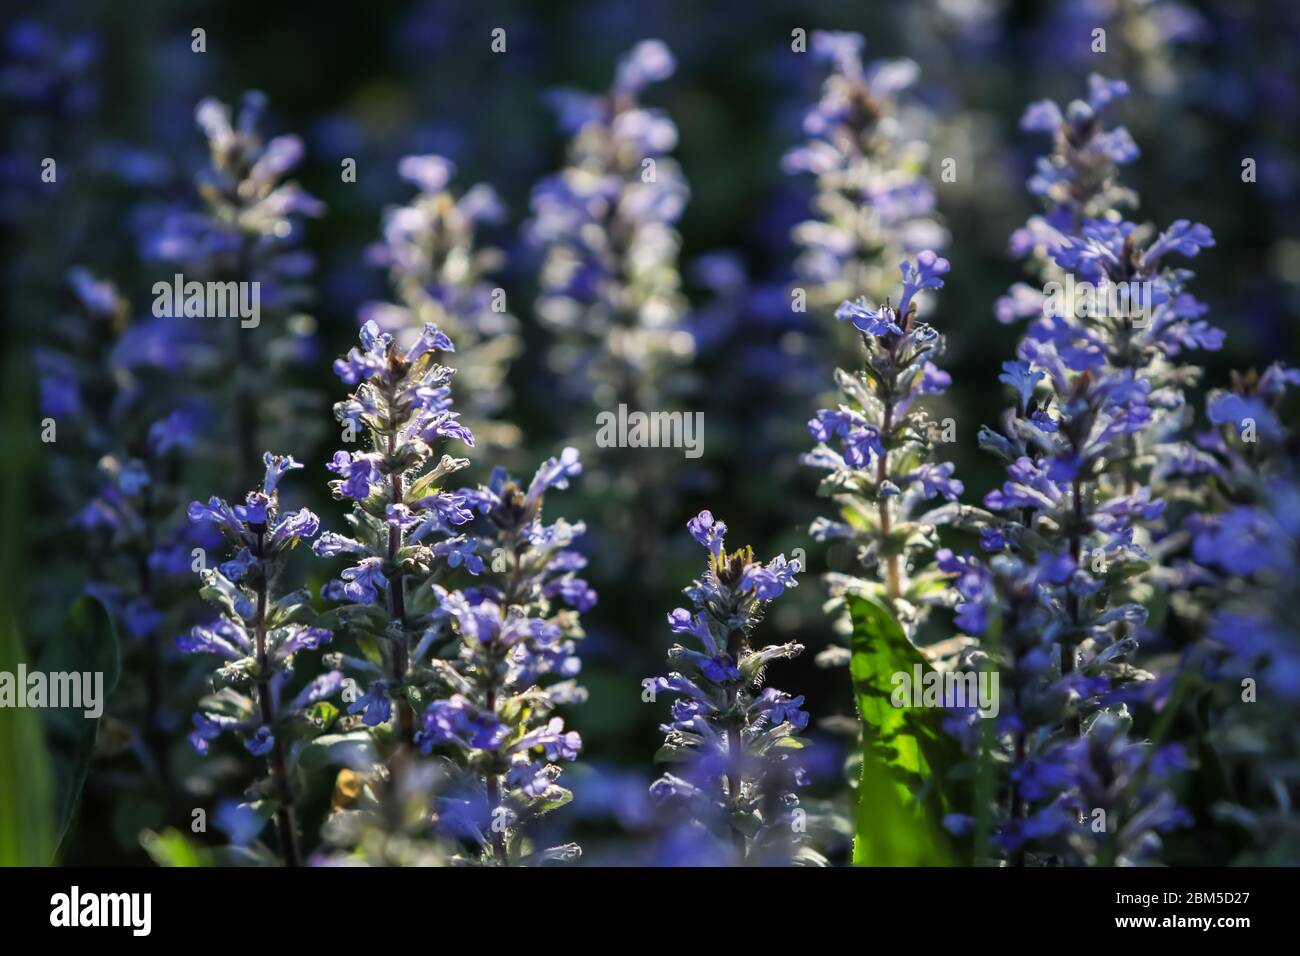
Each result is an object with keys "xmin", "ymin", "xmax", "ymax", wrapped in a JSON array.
[
  {"xmin": 785, "ymin": 31, "xmax": 946, "ymax": 365},
  {"xmin": 315, "ymin": 319, "xmax": 475, "ymax": 744},
  {"xmin": 939, "ymin": 78, "xmax": 1213, "ymax": 865},
  {"xmin": 144, "ymin": 92, "xmax": 324, "ymax": 487},
  {"xmin": 527, "ymin": 39, "xmax": 692, "ymax": 411},
  {"xmin": 648, "ymin": 512, "xmax": 821, "ymax": 865},
  {"xmin": 314, "ymin": 320, "xmax": 594, "ymax": 864},
  {"xmin": 416, "ymin": 450, "xmax": 594, "ymax": 864},
  {"xmin": 362, "ymin": 154, "xmax": 522, "ymax": 451},
  {"xmin": 181, "ymin": 453, "xmax": 341, "ymax": 866},
  {"xmin": 1170, "ymin": 367, "xmax": 1300, "ymax": 863},
  {"xmin": 804, "ymin": 251, "xmax": 961, "ymax": 648}
]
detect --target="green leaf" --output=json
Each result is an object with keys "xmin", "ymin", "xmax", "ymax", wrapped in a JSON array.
[
  {"xmin": 37, "ymin": 596, "xmax": 121, "ymax": 852},
  {"xmin": 847, "ymin": 595, "xmax": 958, "ymax": 865},
  {"xmin": 299, "ymin": 731, "xmax": 379, "ymax": 772},
  {"xmin": 0, "ymin": 619, "xmax": 54, "ymax": 865},
  {"xmin": 532, "ymin": 786, "xmax": 573, "ymax": 816},
  {"xmin": 307, "ymin": 700, "xmax": 340, "ymax": 729},
  {"xmin": 0, "ymin": 356, "xmax": 54, "ymax": 864},
  {"xmin": 140, "ymin": 828, "xmax": 210, "ymax": 867}
]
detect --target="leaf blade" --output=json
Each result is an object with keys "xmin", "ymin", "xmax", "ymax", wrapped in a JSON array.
[{"xmin": 847, "ymin": 594, "xmax": 957, "ymax": 865}]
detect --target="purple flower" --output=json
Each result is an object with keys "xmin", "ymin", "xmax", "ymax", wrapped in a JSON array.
[
  {"xmin": 327, "ymin": 450, "xmax": 382, "ymax": 501},
  {"xmin": 614, "ymin": 39, "xmax": 675, "ymax": 95},
  {"xmin": 687, "ymin": 510, "xmax": 727, "ymax": 556},
  {"xmin": 348, "ymin": 681, "xmax": 393, "ymax": 727},
  {"xmin": 836, "ymin": 299, "xmax": 903, "ymax": 337},
  {"xmin": 524, "ymin": 446, "xmax": 582, "ymax": 506},
  {"xmin": 649, "ymin": 516, "xmax": 812, "ymax": 863}
]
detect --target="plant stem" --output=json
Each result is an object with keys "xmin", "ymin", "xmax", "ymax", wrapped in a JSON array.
[
  {"xmin": 484, "ymin": 701, "xmax": 508, "ymax": 865},
  {"xmin": 387, "ymin": 469, "xmax": 413, "ymax": 745},
  {"xmin": 878, "ymin": 397, "xmax": 901, "ymax": 600},
  {"xmin": 233, "ymin": 237, "xmax": 259, "ymax": 490},
  {"xmin": 727, "ymin": 716, "xmax": 748, "ymax": 863},
  {"xmin": 724, "ymin": 625, "xmax": 748, "ymax": 862},
  {"xmin": 254, "ymin": 527, "xmax": 300, "ymax": 867}
]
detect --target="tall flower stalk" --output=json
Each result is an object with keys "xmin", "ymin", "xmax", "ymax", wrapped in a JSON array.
[
  {"xmin": 804, "ymin": 251, "xmax": 960, "ymax": 639},
  {"xmin": 415, "ymin": 451, "xmax": 594, "ymax": 864},
  {"xmin": 989, "ymin": 76, "xmax": 1221, "ymax": 707},
  {"xmin": 146, "ymin": 92, "xmax": 324, "ymax": 487},
  {"xmin": 525, "ymin": 39, "xmax": 694, "ymax": 580},
  {"xmin": 181, "ymin": 453, "xmax": 341, "ymax": 866},
  {"xmin": 362, "ymin": 154, "xmax": 522, "ymax": 451},
  {"xmin": 936, "ymin": 79, "xmax": 1215, "ymax": 863},
  {"xmin": 784, "ymin": 31, "xmax": 946, "ymax": 365},
  {"xmin": 526, "ymin": 39, "xmax": 692, "ymax": 411},
  {"xmin": 648, "ymin": 512, "xmax": 819, "ymax": 865},
  {"xmin": 51, "ymin": 270, "xmax": 209, "ymax": 775},
  {"xmin": 315, "ymin": 320, "xmax": 475, "ymax": 744},
  {"xmin": 1170, "ymin": 366, "xmax": 1300, "ymax": 862}
]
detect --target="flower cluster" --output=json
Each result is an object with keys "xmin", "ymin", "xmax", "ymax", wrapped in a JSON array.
[
  {"xmin": 526, "ymin": 39, "xmax": 693, "ymax": 410},
  {"xmin": 180, "ymin": 453, "xmax": 341, "ymax": 866},
  {"xmin": 27, "ymin": 21, "xmax": 1300, "ymax": 872},
  {"xmin": 989, "ymin": 77, "xmax": 1223, "ymax": 616},
  {"xmin": 142, "ymin": 91, "xmax": 325, "ymax": 485},
  {"xmin": 314, "ymin": 319, "xmax": 474, "ymax": 742},
  {"xmin": 804, "ymin": 252, "xmax": 961, "ymax": 645},
  {"xmin": 936, "ymin": 538, "xmax": 1183, "ymax": 863},
  {"xmin": 1005, "ymin": 73, "xmax": 1139, "ymax": 260},
  {"xmin": 936, "ymin": 85, "xmax": 1210, "ymax": 863},
  {"xmin": 784, "ymin": 31, "xmax": 946, "ymax": 343},
  {"xmin": 1030, "ymin": 1, "xmax": 1208, "ymax": 99},
  {"xmin": 413, "ymin": 450, "xmax": 594, "ymax": 864},
  {"xmin": 647, "ymin": 512, "xmax": 820, "ymax": 865},
  {"xmin": 42, "ymin": 270, "xmax": 211, "ymax": 774},
  {"xmin": 1170, "ymin": 366, "xmax": 1300, "ymax": 862},
  {"xmin": 362, "ymin": 154, "xmax": 522, "ymax": 450}
]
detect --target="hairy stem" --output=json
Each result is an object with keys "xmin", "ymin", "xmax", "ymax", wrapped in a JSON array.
[
  {"xmin": 878, "ymin": 397, "xmax": 901, "ymax": 600},
  {"xmin": 254, "ymin": 528, "xmax": 300, "ymax": 867},
  {"xmin": 387, "ymin": 469, "xmax": 413, "ymax": 745}
]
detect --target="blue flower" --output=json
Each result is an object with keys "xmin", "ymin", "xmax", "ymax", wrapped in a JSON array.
[
  {"xmin": 835, "ymin": 299, "xmax": 902, "ymax": 337},
  {"xmin": 687, "ymin": 510, "xmax": 727, "ymax": 556},
  {"xmin": 613, "ymin": 39, "xmax": 675, "ymax": 95},
  {"xmin": 649, "ymin": 516, "xmax": 814, "ymax": 863},
  {"xmin": 244, "ymin": 726, "xmax": 274, "ymax": 757},
  {"xmin": 348, "ymin": 681, "xmax": 393, "ymax": 727},
  {"xmin": 213, "ymin": 801, "xmax": 264, "ymax": 847},
  {"xmin": 326, "ymin": 450, "xmax": 381, "ymax": 501},
  {"xmin": 524, "ymin": 446, "xmax": 582, "ymax": 506}
]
